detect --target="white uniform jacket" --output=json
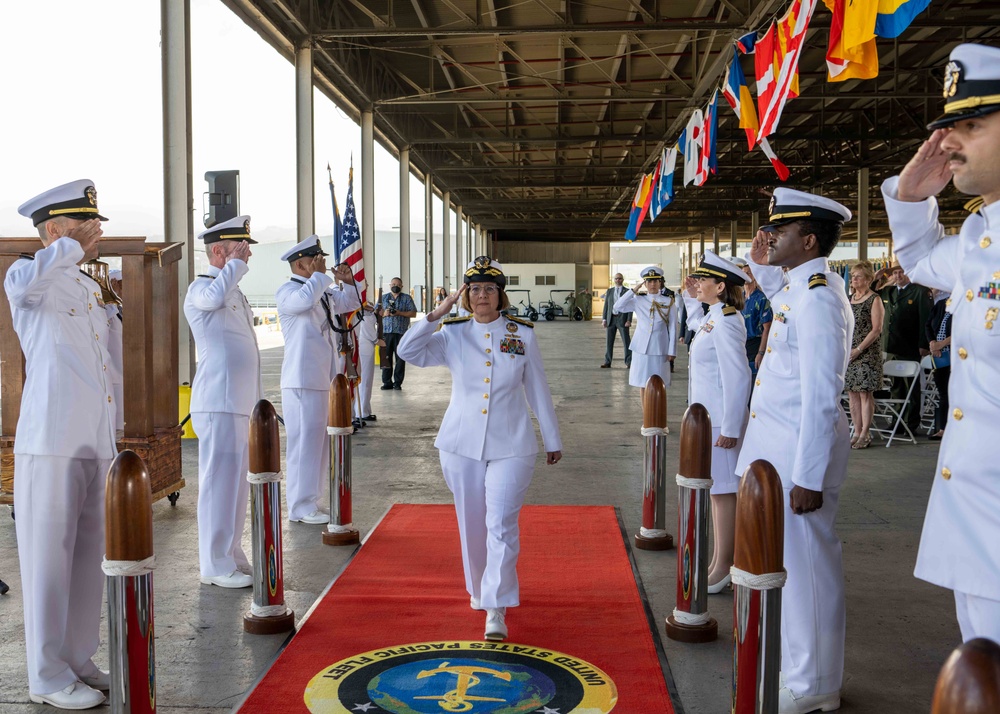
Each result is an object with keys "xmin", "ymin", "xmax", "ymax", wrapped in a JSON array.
[
  {"xmin": 184, "ymin": 261, "xmax": 262, "ymax": 416},
  {"xmin": 104, "ymin": 302, "xmax": 124, "ymax": 431},
  {"xmin": 735, "ymin": 257, "xmax": 853, "ymax": 491},
  {"xmin": 397, "ymin": 314, "xmax": 562, "ymax": 461},
  {"xmin": 882, "ymin": 176, "xmax": 1000, "ymax": 599},
  {"xmin": 276, "ymin": 273, "xmax": 361, "ymax": 390},
  {"xmin": 356, "ymin": 306, "xmax": 378, "ymax": 354},
  {"xmin": 613, "ymin": 290, "xmax": 678, "ymax": 356},
  {"xmin": 4, "ymin": 237, "xmax": 117, "ymax": 459},
  {"xmin": 683, "ymin": 297, "xmax": 751, "ymax": 437}
]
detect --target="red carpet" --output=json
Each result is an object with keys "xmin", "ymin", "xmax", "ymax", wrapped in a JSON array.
[{"xmin": 237, "ymin": 504, "xmax": 677, "ymax": 714}]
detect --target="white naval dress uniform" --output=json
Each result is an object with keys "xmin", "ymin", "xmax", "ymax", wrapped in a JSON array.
[
  {"xmin": 397, "ymin": 314, "xmax": 562, "ymax": 608},
  {"xmin": 882, "ymin": 176, "xmax": 1000, "ymax": 641},
  {"xmin": 735, "ymin": 256, "xmax": 853, "ymax": 698},
  {"xmin": 5, "ymin": 237, "xmax": 118, "ymax": 695},
  {"xmin": 276, "ymin": 273, "xmax": 360, "ymax": 520},
  {"xmin": 105, "ymin": 302, "xmax": 124, "ymax": 431},
  {"xmin": 184, "ymin": 261, "xmax": 262, "ymax": 578},
  {"xmin": 614, "ymin": 290, "xmax": 679, "ymax": 387},
  {"xmin": 683, "ymin": 297, "xmax": 751, "ymax": 494},
  {"xmin": 352, "ymin": 307, "xmax": 378, "ymax": 420}
]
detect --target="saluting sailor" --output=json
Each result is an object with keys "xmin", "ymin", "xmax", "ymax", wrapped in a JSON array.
[
  {"xmin": 184, "ymin": 216, "xmax": 261, "ymax": 589},
  {"xmin": 396, "ymin": 257, "xmax": 562, "ymax": 642},
  {"xmin": 681, "ymin": 250, "xmax": 751, "ymax": 594},
  {"xmin": 613, "ymin": 265, "xmax": 679, "ymax": 404},
  {"xmin": 8, "ymin": 180, "xmax": 117, "ymax": 709},
  {"xmin": 275, "ymin": 235, "xmax": 360, "ymax": 524},
  {"xmin": 735, "ymin": 188, "xmax": 854, "ymax": 714},
  {"xmin": 880, "ymin": 42, "xmax": 1000, "ymax": 643}
]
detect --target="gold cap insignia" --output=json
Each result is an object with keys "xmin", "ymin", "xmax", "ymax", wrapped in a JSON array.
[
  {"xmin": 768, "ymin": 194, "xmax": 777, "ymax": 216},
  {"xmin": 943, "ymin": 60, "xmax": 962, "ymax": 99},
  {"xmin": 474, "ymin": 255, "xmax": 492, "ymax": 269},
  {"xmin": 85, "ymin": 186, "xmax": 97, "ymax": 206},
  {"xmin": 243, "ymin": 219, "xmax": 251, "ymax": 235}
]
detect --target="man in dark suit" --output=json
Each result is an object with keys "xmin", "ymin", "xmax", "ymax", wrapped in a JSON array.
[
  {"xmin": 875, "ymin": 263, "xmax": 931, "ymax": 430},
  {"xmin": 601, "ymin": 273, "xmax": 633, "ymax": 368}
]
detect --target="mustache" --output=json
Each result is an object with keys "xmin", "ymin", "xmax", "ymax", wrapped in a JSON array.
[{"xmin": 949, "ymin": 153, "xmax": 967, "ymax": 164}]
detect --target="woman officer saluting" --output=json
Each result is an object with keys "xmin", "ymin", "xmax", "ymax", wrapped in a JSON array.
[{"xmin": 397, "ymin": 256, "xmax": 563, "ymax": 642}]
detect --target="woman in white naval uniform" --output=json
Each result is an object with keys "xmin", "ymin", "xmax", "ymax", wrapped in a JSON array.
[
  {"xmin": 352, "ymin": 301, "xmax": 382, "ymax": 423},
  {"xmin": 184, "ymin": 216, "xmax": 263, "ymax": 589},
  {"xmin": 8, "ymin": 179, "xmax": 118, "ymax": 709},
  {"xmin": 397, "ymin": 257, "xmax": 563, "ymax": 642},
  {"xmin": 613, "ymin": 265, "xmax": 679, "ymax": 404},
  {"xmin": 276, "ymin": 236, "xmax": 360, "ymax": 524},
  {"xmin": 681, "ymin": 250, "xmax": 751, "ymax": 593}
]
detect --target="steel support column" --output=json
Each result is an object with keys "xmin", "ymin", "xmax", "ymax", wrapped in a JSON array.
[
  {"xmin": 361, "ymin": 109, "xmax": 375, "ymax": 286},
  {"xmin": 295, "ymin": 42, "xmax": 314, "ymax": 238},
  {"xmin": 858, "ymin": 167, "xmax": 869, "ymax": 261},
  {"xmin": 713, "ymin": 226, "xmax": 720, "ymax": 254},
  {"xmin": 455, "ymin": 205, "xmax": 464, "ymax": 286},
  {"xmin": 161, "ymin": 0, "xmax": 194, "ymax": 383},
  {"xmin": 442, "ymin": 191, "xmax": 451, "ymax": 292},
  {"xmin": 424, "ymin": 173, "xmax": 434, "ymax": 312},
  {"xmin": 730, "ymin": 220, "xmax": 738, "ymax": 257},
  {"xmin": 399, "ymin": 147, "xmax": 411, "ymax": 290}
]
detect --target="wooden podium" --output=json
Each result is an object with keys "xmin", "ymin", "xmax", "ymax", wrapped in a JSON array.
[{"xmin": 0, "ymin": 237, "xmax": 185, "ymax": 505}]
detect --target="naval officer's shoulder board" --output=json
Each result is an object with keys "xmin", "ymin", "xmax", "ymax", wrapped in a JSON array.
[
  {"xmin": 18, "ymin": 253, "xmax": 35, "ymax": 261},
  {"xmin": 442, "ymin": 315, "xmax": 472, "ymax": 326},
  {"xmin": 722, "ymin": 305, "xmax": 739, "ymax": 317},
  {"xmin": 506, "ymin": 315, "xmax": 534, "ymax": 329},
  {"xmin": 808, "ymin": 273, "xmax": 828, "ymax": 290}
]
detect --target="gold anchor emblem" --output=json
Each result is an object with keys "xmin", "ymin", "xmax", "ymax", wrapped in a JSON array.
[{"xmin": 413, "ymin": 661, "xmax": 512, "ymax": 712}]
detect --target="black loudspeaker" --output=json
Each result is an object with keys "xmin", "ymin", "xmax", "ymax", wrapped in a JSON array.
[{"xmin": 203, "ymin": 170, "xmax": 240, "ymax": 228}]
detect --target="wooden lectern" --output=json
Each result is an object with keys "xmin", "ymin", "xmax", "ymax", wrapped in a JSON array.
[{"xmin": 0, "ymin": 237, "xmax": 185, "ymax": 505}]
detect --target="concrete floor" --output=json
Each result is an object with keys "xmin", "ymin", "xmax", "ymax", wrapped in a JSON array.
[{"xmin": 0, "ymin": 319, "xmax": 958, "ymax": 713}]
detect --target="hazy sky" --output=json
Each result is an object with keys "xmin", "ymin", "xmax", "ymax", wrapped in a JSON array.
[{"xmin": 0, "ymin": 0, "xmax": 440, "ymax": 248}]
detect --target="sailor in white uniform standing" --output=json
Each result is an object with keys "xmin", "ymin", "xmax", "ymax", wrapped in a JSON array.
[
  {"xmin": 735, "ymin": 189, "xmax": 853, "ymax": 714},
  {"xmin": 352, "ymin": 300, "xmax": 382, "ymax": 425},
  {"xmin": 104, "ymin": 269, "xmax": 124, "ymax": 432},
  {"xmin": 397, "ymin": 257, "xmax": 562, "ymax": 642},
  {"xmin": 275, "ymin": 235, "xmax": 360, "ymax": 524},
  {"xmin": 184, "ymin": 216, "xmax": 262, "ymax": 589},
  {"xmin": 681, "ymin": 251, "xmax": 751, "ymax": 593},
  {"xmin": 8, "ymin": 179, "xmax": 117, "ymax": 709},
  {"xmin": 613, "ymin": 265, "xmax": 679, "ymax": 403},
  {"xmin": 880, "ymin": 43, "xmax": 1000, "ymax": 643}
]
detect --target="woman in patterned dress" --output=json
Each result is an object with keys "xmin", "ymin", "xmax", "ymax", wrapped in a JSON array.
[{"xmin": 845, "ymin": 261, "xmax": 885, "ymax": 448}]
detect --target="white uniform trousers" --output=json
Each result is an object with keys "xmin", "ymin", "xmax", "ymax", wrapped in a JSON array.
[
  {"xmin": 353, "ymin": 347, "xmax": 375, "ymax": 419},
  {"xmin": 439, "ymin": 450, "xmax": 536, "ymax": 609},
  {"xmin": 15, "ymin": 455, "xmax": 111, "ymax": 695},
  {"xmin": 192, "ymin": 412, "xmax": 251, "ymax": 577},
  {"xmin": 282, "ymin": 388, "xmax": 330, "ymax": 520},
  {"xmin": 955, "ymin": 592, "xmax": 1000, "ymax": 643},
  {"xmin": 781, "ymin": 485, "xmax": 845, "ymax": 697}
]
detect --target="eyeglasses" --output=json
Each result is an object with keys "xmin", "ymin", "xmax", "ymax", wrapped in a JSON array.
[{"xmin": 469, "ymin": 284, "xmax": 499, "ymax": 295}]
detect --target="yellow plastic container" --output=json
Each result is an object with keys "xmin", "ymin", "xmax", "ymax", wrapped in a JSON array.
[{"xmin": 178, "ymin": 384, "xmax": 197, "ymax": 439}]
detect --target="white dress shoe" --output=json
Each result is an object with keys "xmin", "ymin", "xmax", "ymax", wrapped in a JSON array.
[
  {"xmin": 200, "ymin": 570, "xmax": 253, "ymax": 588},
  {"xmin": 707, "ymin": 573, "xmax": 732, "ymax": 594},
  {"xmin": 485, "ymin": 608, "xmax": 507, "ymax": 641},
  {"xmin": 778, "ymin": 686, "xmax": 841, "ymax": 713},
  {"xmin": 79, "ymin": 668, "xmax": 110, "ymax": 691},
  {"xmin": 470, "ymin": 596, "xmax": 483, "ymax": 610},
  {"xmin": 290, "ymin": 510, "xmax": 330, "ymax": 525},
  {"xmin": 29, "ymin": 681, "xmax": 105, "ymax": 710}
]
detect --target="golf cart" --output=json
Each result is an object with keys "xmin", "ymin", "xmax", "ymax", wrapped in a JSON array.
[
  {"xmin": 504, "ymin": 289, "xmax": 539, "ymax": 321},
  {"xmin": 540, "ymin": 290, "xmax": 584, "ymax": 321}
]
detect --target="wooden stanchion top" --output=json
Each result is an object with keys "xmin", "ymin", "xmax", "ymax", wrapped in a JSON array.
[
  {"xmin": 642, "ymin": 374, "xmax": 667, "ymax": 429},
  {"xmin": 105, "ymin": 450, "xmax": 153, "ymax": 561},
  {"xmin": 733, "ymin": 459, "xmax": 783, "ymax": 576},
  {"xmin": 328, "ymin": 374, "xmax": 352, "ymax": 428},
  {"xmin": 679, "ymin": 403, "xmax": 712, "ymax": 480},
  {"xmin": 249, "ymin": 399, "xmax": 281, "ymax": 474},
  {"xmin": 932, "ymin": 638, "xmax": 1000, "ymax": 714}
]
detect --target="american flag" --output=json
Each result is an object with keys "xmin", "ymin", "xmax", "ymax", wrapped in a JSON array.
[{"xmin": 335, "ymin": 164, "xmax": 366, "ymax": 303}]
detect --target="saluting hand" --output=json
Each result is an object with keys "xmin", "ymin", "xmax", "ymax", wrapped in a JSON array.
[
  {"xmin": 65, "ymin": 219, "xmax": 103, "ymax": 257},
  {"xmin": 749, "ymin": 230, "xmax": 769, "ymax": 265},
  {"xmin": 428, "ymin": 285, "xmax": 467, "ymax": 321},
  {"xmin": 684, "ymin": 275, "xmax": 699, "ymax": 298},
  {"xmin": 228, "ymin": 240, "xmax": 251, "ymax": 264},
  {"xmin": 546, "ymin": 451, "xmax": 562, "ymax": 465},
  {"xmin": 897, "ymin": 129, "xmax": 954, "ymax": 203},
  {"xmin": 311, "ymin": 254, "xmax": 328, "ymax": 275}
]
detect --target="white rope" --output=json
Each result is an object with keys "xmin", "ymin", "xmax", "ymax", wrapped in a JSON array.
[
  {"xmin": 327, "ymin": 426, "xmax": 354, "ymax": 436},
  {"xmin": 639, "ymin": 526, "xmax": 669, "ymax": 539},
  {"xmin": 327, "ymin": 523, "xmax": 355, "ymax": 534},
  {"xmin": 102, "ymin": 555, "xmax": 156, "ymax": 577},
  {"xmin": 250, "ymin": 603, "xmax": 289, "ymax": 618},
  {"xmin": 247, "ymin": 470, "xmax": 282, "ymax": 485},
  {"xmin": 676, "ymin": 473, "xmax": 714, "ymax": 490},
  {"xmin": 672, "ymin": 608, "xmax": 712, "ymax": 626},
  {"xmin": 730, "ymin": 566, "xmax": 787, "ymax": 591},
  {"xmin": 640, "ymin": 426, "xmax": 670, "ymax": 436}
]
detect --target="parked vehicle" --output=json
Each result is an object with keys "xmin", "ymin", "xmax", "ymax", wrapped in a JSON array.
[
  {"xmin": 540, "ymin": 290, "xmax": 584, "ymax": 321},
  {"xmin": 503, "ymin": 289, "xmax": 539, "ymax": 321}
]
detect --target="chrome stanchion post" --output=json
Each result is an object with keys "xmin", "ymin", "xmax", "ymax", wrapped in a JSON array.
[
  {"xmin": 244, "ymin": 399, "xmax": 295, "ymax": 635},
  {"xmin": 324, "ymin": 374, "xmax": 360, "ymax": 546},
  {"xmin": 666, "ymin": 403, "xmax": 717, "ymax": 642},
  {"xmin": 634, "ymin": 374, "xmax": 673, "ymax": 550}
]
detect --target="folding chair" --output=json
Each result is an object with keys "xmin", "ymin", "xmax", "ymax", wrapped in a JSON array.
[
  {"xmin": 871, "ymin": 360, "xmax": 922, "ymax": 447},
  {"xmin": 920, "ymin": 355, "xmax": 939, "ymax": 434}
]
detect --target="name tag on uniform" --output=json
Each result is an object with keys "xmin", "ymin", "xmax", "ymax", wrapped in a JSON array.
[{"xmin": 500, "ymin": 337, "xmax": 524, "ymax": 355}]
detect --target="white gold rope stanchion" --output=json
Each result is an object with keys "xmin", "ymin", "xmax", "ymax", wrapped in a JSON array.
[
  {"xmin": 244, "ymin": 400, "xmax": 295, "ymax": 635},
  {"xmin": 732, "ymin": 459, "xmax": 786, "ymax": 714},
  {"xmin": 634, "ymin": 375, "xmax": 674, "ymax": 551},
  {"xmin": 666, "ymin": 404, "xmax": 718, "ymax": 643},
  {"xmin": 104, "ymin": 450, "xmax": 157, "ymax": 714},
  {"xmin": 325, "ymin": 374, "xmax": 361, "ymax": 546}
]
